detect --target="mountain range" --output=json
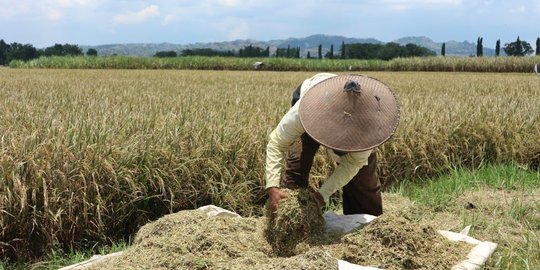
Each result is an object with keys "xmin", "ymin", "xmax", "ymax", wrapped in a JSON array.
[{"xmin": 80, "ymin": 34, "xmax": 495, "ymax": 57}]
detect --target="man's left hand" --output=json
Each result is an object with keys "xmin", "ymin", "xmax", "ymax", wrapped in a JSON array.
[{"xmin": 312, "ymin": 191, "xmax": 325, "ymax": 208}]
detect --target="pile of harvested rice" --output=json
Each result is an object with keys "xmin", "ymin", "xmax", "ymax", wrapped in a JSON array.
[
  {"xmin": 264, "ymin": 188, "xmax": 325, "ymax": 256},
  {"xmin": 89, "ymin": 193, "xmax": 470, "ymax": 270},
  {"xmin": 325, "ymin": 213, "xmax": 469, "ymax": 270},
  {"xmin": 89, "ymin": 208, "xmax": 336, "ymax": 270}
]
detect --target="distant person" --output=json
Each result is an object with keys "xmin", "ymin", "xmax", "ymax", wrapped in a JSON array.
[{"xmin": 265, "ymin": 73, "xmax": 400, "ymax": 216}]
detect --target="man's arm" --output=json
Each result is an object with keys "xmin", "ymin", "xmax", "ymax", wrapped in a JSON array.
[
  {"xmin": 265, "ymin": 102, "xmax": 304, "ymax": 189},
  {"xmin": 318, "ymin": 150, "xmax": 372, "ymax": 202}
]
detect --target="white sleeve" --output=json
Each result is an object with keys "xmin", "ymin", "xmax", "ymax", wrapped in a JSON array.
[
  {"xmin": 264, "ymin": 102, "xmax": 305, "ymax": 189},
  {"xmin": 318, "ymin": 150, "xmax": 372, "ymax": 202}
]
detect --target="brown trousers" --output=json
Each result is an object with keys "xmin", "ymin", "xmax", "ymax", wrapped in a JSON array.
[{"xmin": 283, "ymin": 85, "xmax": 382, "ymax": 216}]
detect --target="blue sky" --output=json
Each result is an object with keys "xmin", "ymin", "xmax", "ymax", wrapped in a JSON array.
[{"xmin": 1, "ymin": 0, "xmax": 539, "ymax": 48}]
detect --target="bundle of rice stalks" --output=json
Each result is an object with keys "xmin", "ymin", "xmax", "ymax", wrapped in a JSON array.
[{"xmin": 264, "ymin": 188, "xmax": 325, "ymax": 257}]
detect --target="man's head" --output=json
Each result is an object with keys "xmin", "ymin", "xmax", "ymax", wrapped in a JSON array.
[{"xmin": 298, "ymin": 74, "xmax": 400, "ymax": 152}]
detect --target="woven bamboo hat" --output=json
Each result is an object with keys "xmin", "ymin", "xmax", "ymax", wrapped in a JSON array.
[{"xmin": 298, "ymin": 74, "xmax": 400, "ymax": 152}]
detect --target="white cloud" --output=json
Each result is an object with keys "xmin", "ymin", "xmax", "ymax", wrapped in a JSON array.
[
  {"xmin": 47, "ymin": 9, "xmax": 64, "ymax": 20},
  {"xmin": 228, "ymin": 21, "xmax": 249, "ymax": 40},
  {"xmin": 55, "ymin": 0, "xmax": 99, "ymax": 7},
  {"xmin": 217, "ymin": 0, "xmax": 243, "ymax": 7},
  {"xmin": 214, "ymin": 17, "xmax": 250, "ymax": 40},
  {"xmin": 0, "ymin": 1, "xmax": 30, "ymax": 19},
  {"xmin": 390, "ymin": 0, "xmax": 462, "ymax": 4},
  {"xmin": 162, "ymin": 14, "xmax": 175, "ymax": 25},
  {"xmin": 0, "ymin": 0, "xmax": 101, "ymax": 21},
  {"xmin": 510, "ymin": 5, "xmax": 526, "ymax": 13},
  {"xmin": 113, "ymin": 5, "xmax": 160, "ymax": 23},
  {"xmin": 381, "ymin": 0, "xmax": 463, "ymax": 10}
]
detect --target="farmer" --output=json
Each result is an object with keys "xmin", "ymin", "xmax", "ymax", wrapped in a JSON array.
[{"xmin": 265, "ymin": 73, "xmax": 400, "ymax": 216}]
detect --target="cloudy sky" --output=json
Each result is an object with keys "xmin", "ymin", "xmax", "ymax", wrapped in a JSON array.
[{"xmin": 1, "ymin": 0, "xmax": 539, "ymax": 48}]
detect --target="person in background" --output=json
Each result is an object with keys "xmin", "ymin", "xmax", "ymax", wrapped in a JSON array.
[{"xmin": 265, "ymin": 73, "xmax": 400, "ymax": 216}]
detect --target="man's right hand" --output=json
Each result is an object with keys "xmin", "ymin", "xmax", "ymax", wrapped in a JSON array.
[{"xmin": 267, "ymin": 187, "xmax": 288, "ymax": 214}]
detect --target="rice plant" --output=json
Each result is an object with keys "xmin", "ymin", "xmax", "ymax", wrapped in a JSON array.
[{"xmin": 0, "ymin": 69, "xmax": 538, "ymax": 261}]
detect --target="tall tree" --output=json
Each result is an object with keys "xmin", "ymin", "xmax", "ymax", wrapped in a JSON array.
[
  {"xmin": 42, "ymin": 43, "xmax": 83, "ymax": 56},
  {"xmin": 476, "ymin": 37, "xmax": 483, "ymax": 57},
  {"xmin": 536, "ymin": 37, "xmax": 540, "ymax": 56},
  {"xmin": 341, "ymin": 41, "xmax": 346, "ymax": 59},
  {"xmin": 86, "ymin": 48, "xmax": 98, "ymax": 56},
  {"xmin": 318, "ymin": 44, "xmax": 322, "ymax": 59},
  {"xmin": 516, "ymin": 37, "xmax": 523, "ymax": 54},
  {"xmin": 503, "ymin": 36, "xmax": 534, "ymax": 56},
  {"xmin": 286, "ymin": 45, "xmax": 290, "ymax": 58},
  {"xmin": 495, "ymin": 39, "xmax": 500, "ymax": 56},
  {"xmin": 0, "ymin": 39, "xmax": 8, "ymax": 65},
  {"xmin": 154, "ymin": 51, "xmax": 177, "ymax": 57},
  {"xmin": 275, "ymin": 48, "xmax": 286, "ymax": 57},
  {"xmin": 307, "ymin": 51, "xmax": 311, "ymax": 59},
  {"xmin": 329, "ymin": 44, "xmax": 334, "ymax": 59},
  {"xmin": 378, "ymin": 42, "xmax": 402, "ymax": 60},
  {"xmin": 441, "ymin": 42, "xmax": 446, "ymax": 56},
  {"xmin": 6, "ymin": 43, "xmax": 38, "ymax": 61},
  {"xmin": 63, "ymin": 44, "xmax": 83, "ymax": 55},
  {"xmin": 247, "ymin": 44, "xmax": 253, "ymax": 57}
]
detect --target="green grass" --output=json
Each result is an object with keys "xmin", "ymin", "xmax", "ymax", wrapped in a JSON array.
[
  {"xmin": 392, "ymin": 164, "xmax": 540, "ymax": 270},
  {"xmin": 395, "ymin": 164, "xmax": 539, "ymax": 207},
  {"xmin": 0, "ymin": 241, "xmax": 128, "ymax": 270},
  {"xmin": 8, "ymin": 55, "xmax": 540, "ymax": 72}
]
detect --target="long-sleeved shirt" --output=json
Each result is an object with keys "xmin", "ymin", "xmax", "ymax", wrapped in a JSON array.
[{"xmin": 265, "ymin": 73, "xmax": 372, "ymax": 203}]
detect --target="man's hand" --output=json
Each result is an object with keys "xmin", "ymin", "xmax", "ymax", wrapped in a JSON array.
[
  {"xmin": 312, "ymin": 191, "xmax": 325, "ymax": 208},
  {"xmin": 267, "ymin": 187, "xmax": 288, "ymax": 214}
]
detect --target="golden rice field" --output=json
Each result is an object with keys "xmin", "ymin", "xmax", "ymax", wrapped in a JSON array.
[{"xmin": 0, "ymin": 69, "xmax": 539, "ymax": 260}]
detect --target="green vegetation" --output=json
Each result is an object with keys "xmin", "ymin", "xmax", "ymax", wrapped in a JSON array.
[
  {"xmin": 1, "ymin": 241, "xmax": 128, "ymax": 270},
  {"xmin": 86, "ymin": 48, "xmax": 98, "ymax": 57},
  {"xmin": 394, "ymin": 164, "xmax": 539, "ymax": 270},
  {"xmin": 153, "ymin": 50, "xmax": 177, "ymax": 58},
  {"xmin": 0, "ymin": 37, "xmax": 435, "ymax": 65},
  {"xmin": 537, "ymin": 37, "xmax": 540, "ymax": 56},
  {"xmin": 9, "ymin": 55, "xmax": 540, "ymax": 72},
  {"xmin": 0, "ymin": 70, "xmax": 538, "ymax": 267},
  {"xmin": 158, "ymin": 42, "xmax": 429, "ymax": 60},
  {"xmin": 476, "ymin": 37, "xmax": 484, "ymax": 57},
  {"xmin": 0, "ymin": 41, "xmax": 83, "ymax": 65},
  {"xmin": 343, "ymin": 42, "xmax": 435, "ymax": 60},
  {"xmin": 396, "ymin": 164, "xmax": 539, "ymax": 207},
  {"xmin": 504, "ymin": 37, "xmax": 535, "ymax": 56},
  {"xmin": 441, "ymin": 42, "xmax": 446, "ymax": 56}
]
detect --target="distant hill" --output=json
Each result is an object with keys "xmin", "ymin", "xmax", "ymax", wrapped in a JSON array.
[{"xmin": 80, "ymin": 34, "xmax": 494, "ymax": 57}]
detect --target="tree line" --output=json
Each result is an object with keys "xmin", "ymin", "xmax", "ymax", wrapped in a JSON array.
[
  {"xmin": 158, "ymin": 37, "xmax": 540, "ymax": 60},
  {"xmin": 0, "ymin": 40, "xmax": 98, "ymax": 65},
  {"xmin": 2, "ymin": 36, "xmax": 540, "ymax": 66},
  {"xmin": 154, "ymin": 42, "xmax": 435, "ymax": 60},
  {"xmin": 154, "ymin": 45, "xmax": 272, "ymax": 58},
  {"xmin": 441, "ymin": 36, "xmax": 540, "ymax": 57}
]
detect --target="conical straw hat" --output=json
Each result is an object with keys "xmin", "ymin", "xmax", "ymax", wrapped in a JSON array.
[{"xmin": 299, "ymin": 74, "xmax": 400, "ymax": 152}]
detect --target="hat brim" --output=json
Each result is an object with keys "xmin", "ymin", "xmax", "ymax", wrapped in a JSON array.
[{"xmin": 298, "ymin": 74, "xmax": 400, "ymax": 152}]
